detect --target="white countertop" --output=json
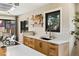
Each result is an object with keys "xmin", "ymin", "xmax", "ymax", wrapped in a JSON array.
[
  {"xmin": 23, "ymin": 35, "xmax": 69, "ymax": 45},
  {"xmin": 0, "ymin": 42, "xmax": 3, "ymax": 47},
  {"xmin": 7, "ymin": 44, "xmax": 45, "ymax": 56}
]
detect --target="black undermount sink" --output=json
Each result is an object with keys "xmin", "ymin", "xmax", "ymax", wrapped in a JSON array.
[{"xmin": 40, "ymin": 37, "xmax": 51, "ymax": 40}]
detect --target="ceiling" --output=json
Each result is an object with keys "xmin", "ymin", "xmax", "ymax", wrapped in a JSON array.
[{"xmin": 0, "ymin": 3, "xmax": 48, "ymax": 16}]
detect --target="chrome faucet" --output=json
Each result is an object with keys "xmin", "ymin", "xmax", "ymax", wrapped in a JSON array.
[
  {"xmin": 45, "ymin": 31, "xmax": 56, "ymax": 39},
  {"xmin": 45, "ymin": 31, "xmax": 52, "ymax": 38},
  {"xmin": 49, "ymin": 32, "xmax": 52, "ymax": 38},
  {"xmin": 49, "ymin": 32, "xmax": 56, "ymax": 39}
]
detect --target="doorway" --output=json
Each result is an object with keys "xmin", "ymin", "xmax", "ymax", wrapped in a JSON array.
[{"xmin": 0, "ymin": 19, "xmax": 18, "ymax": 46}]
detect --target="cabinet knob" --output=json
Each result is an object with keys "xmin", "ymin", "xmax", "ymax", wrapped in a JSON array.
[{"xmin": 40, "ymin": 42, "xmax": 42, "ymax": 47}]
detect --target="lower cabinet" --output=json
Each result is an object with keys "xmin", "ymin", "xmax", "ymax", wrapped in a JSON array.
[
  {"xmin": 48, "ymin": 43, "xmax": 58, "ymax": 56},
  {"xmin": 23, "ymin": 36, "xmax": 69, "ymax": 56},
  {"xmin": 0, "ymin": 48, "xmax": 6, "ymax": 56},
  {"xmin": 23, "ymin": 36, "xmax": 29, "ymax": 45},
  {"xmin": 35, "ymin": 40, "xmax": 48, "ymax": 55},
  {"xmin": 35, "ymin": 40, "xmax": 42, "ymax": 52},
  {"xmin": 28, "ymin": 38, "xmax": 35, "ymax": 48},
  {"xmin": 23, "ymin": 36, "xmax": 35, "ymax": 49},
  {"xmin": 41, "ymin": 41, "xmax": 49, "ymax": 55}
]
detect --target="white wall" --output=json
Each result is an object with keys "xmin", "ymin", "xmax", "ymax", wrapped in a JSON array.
[
  {"xmin": 68, "ymin": 4, "xmax": 75, "ymax": 55},
  {"xmin": 18, "ymin": 3, "xmax": 75, "ymax": 55},
  {"xmin": 75, "ymin": 3, "xmax": 79, "ymax": 13},
  {"xmin": 0, "ymin": 15, "xmax": 15, "ymax": 20}
]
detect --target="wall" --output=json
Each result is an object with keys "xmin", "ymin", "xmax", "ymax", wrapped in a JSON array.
[
  {"xmin": 68, "ymin": 4, "xmax": 75, "ymax": 55},
  {"xmin": 18, "ymin": 3, "xmax": 75, "ymax": 55},
  {"xmin": 75, "ymin": 3, "xmax": 79, "ymax": 13},
  {"xmin": 0, "ymin": 15, "xmax": 15, "ymax": 20}
]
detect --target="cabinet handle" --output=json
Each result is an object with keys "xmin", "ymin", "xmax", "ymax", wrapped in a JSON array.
[
  {"xmin": 50, "ymin": 48, "xmax": 55, "ymax": 50},
  {"xmin": 40, "ymin": 42, "xmax": 42, "ymax": 47}
]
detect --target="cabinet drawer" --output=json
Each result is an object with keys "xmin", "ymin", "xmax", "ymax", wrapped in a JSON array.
[{"xmin": 48, "ymin": 44, "xmax": 58, "ymax": 56}]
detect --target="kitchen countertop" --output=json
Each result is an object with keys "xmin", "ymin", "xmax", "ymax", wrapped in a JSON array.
[
  {"xmin": 0, "ymin": 42, "xmax": 3, "ymax": 47},
  {"xmin": 23, "ymin": 35, "xmax": 69, "ymax": 45},
  {"xmin": 7, "ymin": 44, "xmax": 45, "ymax": 56}
]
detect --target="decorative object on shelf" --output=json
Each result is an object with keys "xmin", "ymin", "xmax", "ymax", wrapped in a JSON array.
[
  {"xmin": 45, "ymin": 10, "xmax": 60, "ymax": 32},
  {"xmin": 31, "ymin": 14, "xmax": 43, "ymax": 27}
]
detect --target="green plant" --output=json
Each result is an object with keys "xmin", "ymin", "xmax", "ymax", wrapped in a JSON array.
[
  {"xmin": 71, "ymin": 13, "xmax": 79, "ymax": 46},
  {"xmin": 71, "ymin": 13, "xmax": 79, "ymax": 40},
  {"xmin": 74, "ymin": 16, "xmax": 79, "ymax": 22}
]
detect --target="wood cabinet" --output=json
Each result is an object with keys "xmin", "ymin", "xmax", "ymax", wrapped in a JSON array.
[
  {"xmin": 48, "ymin": 43, "xmax": 58, "ymax": 56},
  {"xmin": 23, "ymin": 36, "xmax": 35, "ymax": 49},
  {"xmin": 35, "ymin": 40, "xmax": 48, "ymax": 55},
  {"xmin": 0, "ymin": 48, "xmax": 6, "ymax": 56},
  {"xmin": 23, "ymin": 36, "xmax": 69, "ymax": 56},
  {"xmin": 28, "ymin": 38, "xmax": 35, "ymax": 48},
  {"xmin": 23, "ymin": 36, "xmax": 29, "ymax": 45},
  {"xmin": 35, "ymin": 39, "xmax": 42, "ymax": 52},
  {"xmin": 41, "ymin": 41, "xmax": 49, "ymax": 55}
]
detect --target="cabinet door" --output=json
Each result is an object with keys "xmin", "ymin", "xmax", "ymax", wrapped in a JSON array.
[
  {"xmin": 35, "ymin": 40, "xmax": 42, "ymax": 52},
  {"xmin": 28, "ymin": 38, "xmax": 35, "ymax": 48},
  {"xmin": 48, "ymin": 44, "xmax": 58, "ymax": 56},
  {"xmin": 0, "ymin": 48, "xmax": 6, "ymax": 56},
  {"xmin": 23, "ymin": 37, "xmax": 29, "ymax": 46},
  {"xmin": 35, "ymin": 40, "xmax": 48, "ymax": 55},
  {"xmin": 41, "ymin": 41, "xmax": 48, "ymax": 55}
]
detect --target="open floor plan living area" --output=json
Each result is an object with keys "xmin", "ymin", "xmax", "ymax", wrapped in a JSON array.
[{"xmin": 0, "ymin": 3, "xmax": 79, "ymax": 56}]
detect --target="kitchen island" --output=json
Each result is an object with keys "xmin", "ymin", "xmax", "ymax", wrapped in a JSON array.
[{"xmin": 7, "ymin": 44, "xmax": 45, "ymax": 56}]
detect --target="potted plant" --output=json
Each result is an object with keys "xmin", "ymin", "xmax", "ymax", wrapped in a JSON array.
[{"xmin": 71, "ymin": 13, "xmax": 79, "ymax": 46}]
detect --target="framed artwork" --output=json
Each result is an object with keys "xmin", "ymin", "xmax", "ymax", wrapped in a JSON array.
[
  {"xmin": 31, "ymin": 14, "xmax": 43, "ymax": 27},
  {"xmin": 20, "ymin": 21, "xmax": 28, "ymax": 33},
  {"xmin": 45, "ymin": 10, "xmax": 60, "ymax": 32}
]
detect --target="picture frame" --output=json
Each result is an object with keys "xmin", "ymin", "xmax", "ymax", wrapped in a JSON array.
[
  {"xmin": 20, "ymin": 21, "xmax": 28, "ymax": 33},
  {"xmin": 45, "ymin": 10, "xmax": 60, "ymax": 32}
]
